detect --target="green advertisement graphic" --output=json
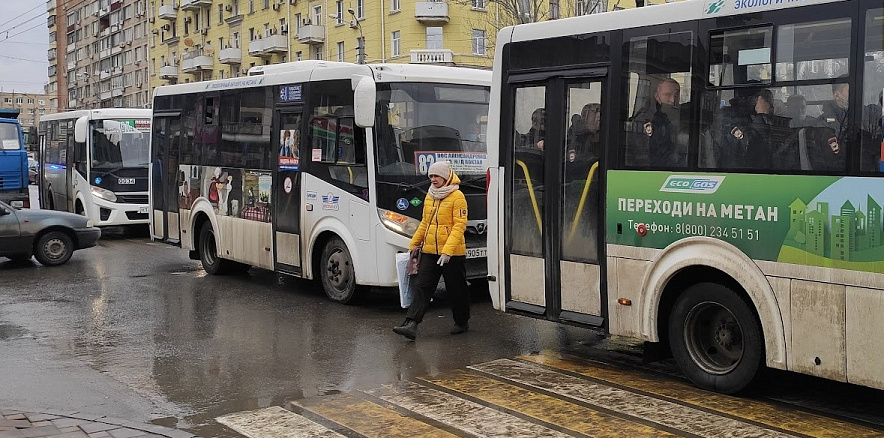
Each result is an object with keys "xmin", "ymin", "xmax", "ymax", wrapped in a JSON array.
[{"xmin": 606, "ymin": 171, "xmax": 884, "ymax": 274}]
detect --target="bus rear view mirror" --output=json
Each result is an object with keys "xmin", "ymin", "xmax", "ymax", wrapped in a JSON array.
[
  {"xmin": 74, "ymin": 116, "xmax": 89, "ymax": 144},
  {"xmin": 353, "ymin": 76, "xmax": 376, "ymax": 128}
]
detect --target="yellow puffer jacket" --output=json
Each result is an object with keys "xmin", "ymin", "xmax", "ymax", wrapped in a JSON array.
[{"xmin": 409, "ymin": 174, "xmax": 468, "ymax": 256}]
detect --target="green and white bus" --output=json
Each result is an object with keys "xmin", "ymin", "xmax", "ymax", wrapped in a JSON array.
[{"xmin": 487, "ymin": 0, "xmax": 884, "ymax": 393}]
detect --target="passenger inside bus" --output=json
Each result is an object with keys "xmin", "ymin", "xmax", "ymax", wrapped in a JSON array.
[
  {"xmin": 568, "ymin": 103, "xmax": 601, "ymax": 162},
  {"xmin": 627, "ymin": 78, "xmax": 683, "ymax": 168},
  {"xmin": 520, "ymin": 107, "xmax": 546, "ymax": 150}
]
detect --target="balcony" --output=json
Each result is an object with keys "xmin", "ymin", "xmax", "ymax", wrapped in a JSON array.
[
  {"xmin": 218, "ymin": 47, "xmax": 242, "ymax": 64},
  {"xmin": 414, "ymin": 2, "xmax": 449, "ymax": 23},
  {"xmin": 100, "ymin": 90, "xmax": 112, "ymax": 101},
  {"xmin": 112, "ymin": 88, "xmax": 124, "ymax": 98},
  {"xmin": 296, "ymin": 25, "xmax": 325, "ymax": 44},
  {"xmin": 261, "ymin": 34, "xmax": 288, "ymax": 55},
  {"xmin": 247, "ymin": 39, "xmax": 264, "ymax": 57},
  {"xmin": 158, "ymin": 4, "xmax": 177, "ymax": 20},
  {"xmin": 100, "ymin": 70, "xmax": 112, "ymax": 80},
  {"xmin": 47, "ymin": 0, "xmax": 56, "ymax": 11},
  {"xmin": 67, "ymin": 60, "xmax": 77, "ymax": 70},
  {"xmin": 410, "ymin": 49, "xmax": 453, "ymax": 64},
  {"xmin": 69, "ymin": 99, "xmax": 78, "ymax": 107},
  {"xmin": 164, "ymin": 35, "xmax": 180, "ymax": 45},
  {"xmin": 180, "ymin": 0, "xmax": 213, "ymax": 10},
  {"xmin": 159, "ymin": 65, "xmax": 178, "ymax": 79},
  {"xmin": 112, "ymin": 66, "xmax": 123, "ymax": 76},
  {"xmin": 181, "ymin": 52, "xmax": 213, "ymax": 73}
]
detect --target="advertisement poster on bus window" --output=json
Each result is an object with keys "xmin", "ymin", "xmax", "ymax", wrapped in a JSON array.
[
  {"xmin": 607, "ymin": 171, "xmax": 884, "ymax": 275},
  {"xmin": 279, "ymin": 129, "xmax": 300, "ymax": 171},
  {"xmin": 414, "ymin": 151, "xmax": 488, "ymax": 175}
]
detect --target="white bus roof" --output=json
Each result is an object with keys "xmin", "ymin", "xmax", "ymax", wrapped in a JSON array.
[
  {"xmin": 40, "ymin": 108, "xmax": 151, "ymax": 122},
  {"xmin": 154, "ymin": 62, "xmax": 490, "ymax": 98},
  {"xmin": 505, "ymin": 0, "xmax": 844, "ymax": 44}
]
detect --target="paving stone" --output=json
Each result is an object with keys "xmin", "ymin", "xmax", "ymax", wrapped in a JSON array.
[
  {"xmin": 18, "ymin": 425, "xmax": 63, "ymax": 438},
  {"xmin": 108, "ymin": 428, "xmax": 145, "ymax": 438},
  {"xmin": 0, "ymin": 430, "xmax": 25, "ymax": 438},
  {"xmin": 52, "ymin": 432, "xmax": 90, "ymax": 438},
  {"xmin": 51, "ymin": 419, "xmax": 87, "ymax": 430},
  {"xmin": 0, "ymin": 411, "xmax": 23, "ymax": 417},
  {"xmin": 28, "ymin": 423, "xmax": 50, "ymax": 428},
  {"xmin": 86, "ymin": 432, "xmax": 111, "ymax": 438},
  {"xmin": 3, "ymin": 415, "xmax": 26, "ymax": 421},
  {"xmin": 79, "ymin": 423, "xmax": 119, "ymax": 435},
  {"xmin": 0, "ymin": 428, "xmax": 14, "ymax": 432},
  {"xmin": 23, "ymin": 415, "xmax": 59, "ymax": 424},
  {"xmin": 0, "ymin": 420, "xmax": 31, "ymax": 428}
]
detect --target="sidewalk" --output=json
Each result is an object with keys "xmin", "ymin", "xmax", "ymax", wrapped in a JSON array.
[{"xmin": 0, "ymin": 409, "xmax": 196, "ymax": 438}]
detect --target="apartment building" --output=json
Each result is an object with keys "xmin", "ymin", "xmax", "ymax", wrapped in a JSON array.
[
  {"xmin": 47, "ymin": 0, "xmax": 152, "ymax": 111},
  {"xmin": 147, "ymin": 0, "xmax": 514, "ymax": 88},
  {"xmin": 0, "ymin": 92, "xmax": 57, "ymax": 147}
]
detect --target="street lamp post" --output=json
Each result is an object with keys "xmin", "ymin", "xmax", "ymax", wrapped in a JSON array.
[{"xmin": 348, "ymin": 8, "xmax": 365, "ymax": 64}]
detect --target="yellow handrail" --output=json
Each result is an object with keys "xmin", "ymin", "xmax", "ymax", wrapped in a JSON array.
[
  {"xmin": 515, "ymin": 159, "xmax": 543, "ymax": 235},
  {"xmin": 347, "ymin": 166, "xmax": 354, "ymax": 185},
  {"xmin": 568, "ymin": 160, "xmax": 599, "ymax": 240}
]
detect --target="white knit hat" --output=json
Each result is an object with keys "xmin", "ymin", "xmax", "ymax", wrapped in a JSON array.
[{"xmin": 427, "ymin": 160, "xmax": 452, "ymax": 179}]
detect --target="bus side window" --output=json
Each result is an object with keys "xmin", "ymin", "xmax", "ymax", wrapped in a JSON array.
[{"xmin": 621, "ymin": 31, "xmax": 693, "ymax": 169}]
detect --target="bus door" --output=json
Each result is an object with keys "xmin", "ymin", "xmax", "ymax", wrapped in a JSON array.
[
  {"xmin": 506, "ymin": 72, "xmax": 607, "ymax": 326},
  {"xmin": 273, "ymin": 108, "xmax": 304, "ymax": 274},
  {"xmin": 150, "ymin": 113, "xmax": 181, "ymax": 242}
]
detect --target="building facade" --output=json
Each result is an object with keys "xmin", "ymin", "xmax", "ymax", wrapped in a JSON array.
[
  {"xmin": 147, "ymin": 0, "xmax": 531, "ymax": 89},
  {"xmin": 0, "ymin": 92, "xmax": 57, "ymax": 148},
  {"xmin": 47, "ymin": 0, "xmax": 152, "ymax": 111}
]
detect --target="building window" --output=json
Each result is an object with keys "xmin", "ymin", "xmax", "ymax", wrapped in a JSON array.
[
  {"xmin": 391, "ymin": 30, "xmax": 400, "ymax": 56},
  {"xmin": 313, "ymin": 6, "xmax": 322, "ymax": 25},
  {"xmin": 549, "ymin": 0, "xmax": 560, "ymax": 19},
  {"xmin": 391, "ymin": 0, "xmax": 400, "ymax": 12},
  {"xmin": 356, "ymin": 0, "xmax": 364, "ymax": 18},
  {"xmin": 296, "ymin": 51, "xmax": 302, "ymax": 61},
  {"xmin": 426, "ymin": 27, "xmax": 442, "ymax": 50},
  {"xmin": 356, "ymin": 36, "xmax": 364, "ymax": 63},
  {"xmin": 218, "ymin": 4, "xmax": 223, "ymax": 23},
  {"xmin": 249, "ymin": 0, "xmax": 254, "ymax": 14},
  {"xmin": 472, "ymin": 0, "xmax": 486, "ymax": 9},
  {"xmin": 335, "ymin": 1, "xmax": 344, "ymax": 24},
  {"xmin": 472, "ymin": 29, "xmax": 486, "ymax": 55},
  {"xmin": 263, "ymin": 0, "xmax": 270, "ymax": 9},
  {"xmin": 337, "ymin": 41, "xmax": 344, "ymax": 61}
]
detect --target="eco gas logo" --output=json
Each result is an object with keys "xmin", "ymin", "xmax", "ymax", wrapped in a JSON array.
[
  {"xmin": 705, "ymin": 0, "xmax": 726, "ymax": 14},
  {"xmin": 660, "ymin": 175, "xmax": 725, "ymax": 194}
]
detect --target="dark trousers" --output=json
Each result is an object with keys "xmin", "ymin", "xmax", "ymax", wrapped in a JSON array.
[{"xmin": 406, "ymin": 253, "xmax": 470, "ymax": 326}]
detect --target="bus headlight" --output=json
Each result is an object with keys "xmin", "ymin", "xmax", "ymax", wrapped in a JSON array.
[
  {"xmin": 91, "ymin": 186, "xmax": 117, "ymax": 202},
  {"xmin": 378, "ymin": 208, "xmax": 420, "ymax": 238}
]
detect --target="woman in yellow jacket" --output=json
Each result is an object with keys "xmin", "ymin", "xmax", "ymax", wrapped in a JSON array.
[{"xmin": 393, "ymin": 160, "xmax": 470, "ymax": 340}]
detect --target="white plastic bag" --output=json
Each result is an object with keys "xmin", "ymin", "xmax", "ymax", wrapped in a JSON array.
[{"xmin": 395, "ymin": 252, "xmax": 414, "ymax": 309}]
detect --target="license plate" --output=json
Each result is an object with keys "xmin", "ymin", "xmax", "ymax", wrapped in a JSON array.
[
  {"xmin": 466, "ymin": 247, "xmax": 487, "ymax": 259},
  {"xmin": 119, "ymin": 178, "xmax": 135, "ymax": 184},
  {"xmin": 137, "ymin": 206, "xmax": 149, "ymax": 214}
]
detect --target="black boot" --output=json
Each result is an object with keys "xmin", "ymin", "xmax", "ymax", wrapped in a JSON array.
[
  {"xmin": 450, "ymin": 323, "xmax": 469, "ymax": 335},
  {"xmin": 393, "ymin": 320, "xmax": 418, "ymax": 340},
  {"xmin": 396, "ymin": 318, "xmax": 409, "ymax": 328}
]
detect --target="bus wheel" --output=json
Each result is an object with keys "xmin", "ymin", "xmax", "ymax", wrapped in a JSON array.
[
  {"xmin": 320, "ymin": 237, "xmax": 360, "ymax": 304},
  {"xmin": 668, "ymin": 282, "xmax": 763, "ymax": 394},
  {"xmin": 199, "ymin": 222, "xmax": 232, "ymax": 275},
  {"xmin": 34, "ymin": 231, "xmax": 74, "ymax": 266},
  {"xmin": 75, "ymin": 202, "xmax": 85, "ymax": 216}
]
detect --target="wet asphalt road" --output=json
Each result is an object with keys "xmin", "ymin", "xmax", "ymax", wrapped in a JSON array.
[{"xmin": 0, "ymin": 230, "xmax": 600, "ymax": 436}]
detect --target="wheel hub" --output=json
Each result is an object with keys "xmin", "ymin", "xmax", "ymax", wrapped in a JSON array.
[{"xmin": 45, "ymin": 239, "xmax": 65, "ymax": 259}]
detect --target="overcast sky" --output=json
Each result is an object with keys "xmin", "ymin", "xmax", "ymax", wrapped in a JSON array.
[{"xmin": 0, "ymin": 0, "xmax": 51, "ymax": 94}]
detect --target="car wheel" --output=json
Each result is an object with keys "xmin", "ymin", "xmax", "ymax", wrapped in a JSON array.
[
  {"xmin": 198, "ymin": 222, "xmax": 234, "ymax": 275},
  {"xmin": 319, "ymin": 237, "xmax": 362, "ymax": 304},
  {"xmin": 34, "ymin": 231, "xmax": 74, "ymax": 266},
  {"xmin": 668, "ymin": 282, "xmax": 764, "ymax": 394}
]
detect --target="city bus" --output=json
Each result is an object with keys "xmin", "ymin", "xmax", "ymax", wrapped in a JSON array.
[
  {"xmin": 38, "ymin": 109, "xmax": 152, "ymax": 226},
  {"xmin": 487, "ymin": 0, "xmax": 884, "ymax": 393},
  {"xmin": 150, "ymin": 61, "xmax": 491, "ymax": 304}
]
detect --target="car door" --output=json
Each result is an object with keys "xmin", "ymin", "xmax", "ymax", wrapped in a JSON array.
[{"xmin": 0, "ymin": 203, "xmax": 24, "ymax": 256}]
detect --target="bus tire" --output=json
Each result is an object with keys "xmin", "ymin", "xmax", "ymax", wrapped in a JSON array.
[
  {"xmin": 668, "ymin": 282, "xmax": 763, "ymax": 394},
  {"xmin": 198, "ymin": 222, "xmax": 233, "ymax": 275},
  {"xmin": 75, "ymin": 201, "xmax": 85, "ymax": 216},
  {"xmin": 34, "ymin": 231, "xmax": 74, "ymax": 266},
  {"xmin": 319, "ymin": 237, "xmax": 361, "ymax": 304}
]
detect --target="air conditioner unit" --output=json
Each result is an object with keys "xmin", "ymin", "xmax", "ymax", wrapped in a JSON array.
[
  {"xmin": 120, "ymin": 42, "xmax": 126, "ymax": 48},
  {"xmin": 201, "ymin": 28, "xmax": 208, "ymax": 35},
  {"xmin": 280, "ymin": 24, "xmax": 288, "ymax": 33},
  {"xmin": 349, "ymin": 20, "xmax": 358, "ymax": 28},
  {"xmin": 272, "ymin": 3, "xmax": 280, "ymax": 10},
  {"xmin": 225, "ymin": 4, "xmax": 233, "ymax": 11},
  {"xmin": 152, "ymin": 28, "xmax": 159, "ymax": 34},
  {"xmin": 302, "ymin": 18, "xmax": 311, "ymax": 25},
  {"xmin": 149, "ymin": 16, "xmax": 155, "ymax": 22},
  {"xmin": 162, "ymin": 24, "xmax": 171, "ymax": 31},
  {"xmin": 127, "ymin": 40, "xmax": 132, "ymax": 45},
  {"xmin": 184, "ymin": 17, "xmax": 191, "ymax": 23}
]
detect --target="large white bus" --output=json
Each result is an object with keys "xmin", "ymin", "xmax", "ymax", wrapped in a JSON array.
[
  {"xmin": 150, "ymin": 61, "xmax": 491, "ymax": 303},
  {"xmin": 488, "ymin": 0, "xmax": 884, "ymax": 393},
  {"xmin": 38, "ymin": 109, "xmax": 152, "ymax": 226}
]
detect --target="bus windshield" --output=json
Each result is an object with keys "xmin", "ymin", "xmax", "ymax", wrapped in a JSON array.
[
  {"xmin": 0, "ymin": 123, "xmax": 21, "ymax": 150},
  {"xmin": 91, "ymin": 119, "xmax": 151, "ymax": 170},
  {"xmin": 375, "ymin": 83, "xmax": 490, "ymax": 177}
]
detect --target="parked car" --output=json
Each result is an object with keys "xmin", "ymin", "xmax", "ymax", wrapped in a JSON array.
[
  {"xmin": 27, "ymin": 157, "xmax": 37, "ymax": 185},
  {"xmin": 0, "ymin": 200, "xmax": 101, "ymax": 266}
]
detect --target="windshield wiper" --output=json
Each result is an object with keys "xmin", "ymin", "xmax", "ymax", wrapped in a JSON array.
[{"xmin": 377, "ymin": 179, "xmax": 431, "ymax": 193}]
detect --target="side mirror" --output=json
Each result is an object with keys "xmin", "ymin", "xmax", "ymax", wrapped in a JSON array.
[
  {"xmin": 74, "ymin": 116, "xmax": 89, "ymax": 144},
  {"xmin": 353, "ymin": 76, "xmax": 376, "ymax": 128}
]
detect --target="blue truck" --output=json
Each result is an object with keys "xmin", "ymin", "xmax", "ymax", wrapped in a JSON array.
[{"xmin": 0, "ymin": 108, "xmax": 31, "ymax": 208}]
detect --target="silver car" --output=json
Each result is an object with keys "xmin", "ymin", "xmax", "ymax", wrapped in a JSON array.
[{"xmin": 0, "ymin": 201, "xmax": 101, "ymax": 266}]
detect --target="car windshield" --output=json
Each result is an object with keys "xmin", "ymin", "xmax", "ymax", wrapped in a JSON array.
[
  {"xmin": 91, "ymin": 119, "xmax": 151, "ymax": 169},
  {"xmin": 375, "ymin": 83, "xmax": 490, "ymax": 177},
  {"xmin": 0, "ymin": 123, "xmax": 22, "ymax": 150}
]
